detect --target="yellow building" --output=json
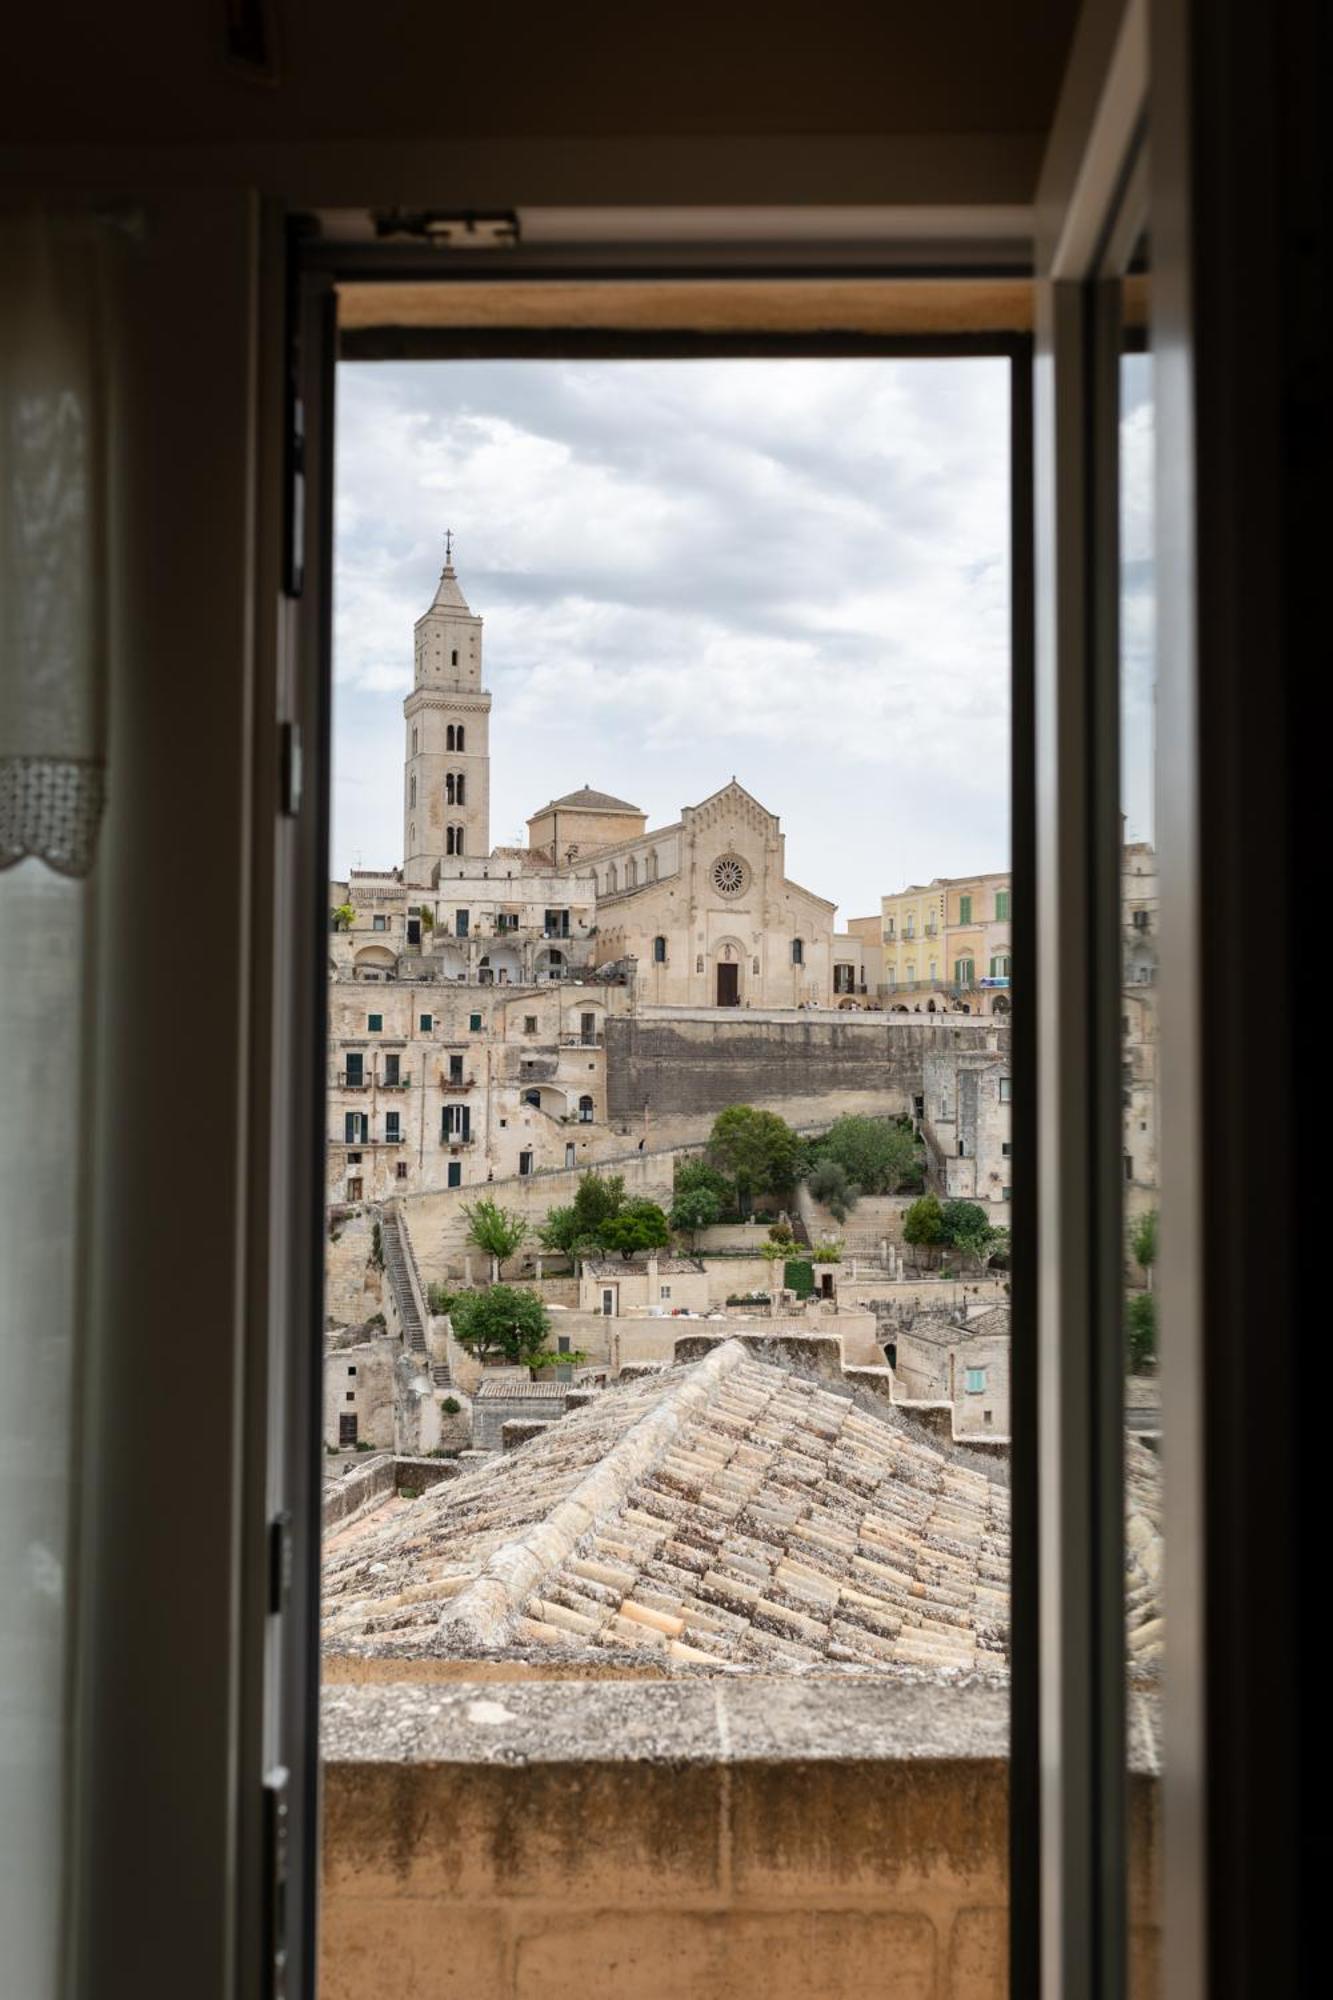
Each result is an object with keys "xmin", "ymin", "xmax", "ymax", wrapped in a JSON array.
[{"xmin": 880, "ymin": 872, "xmax": 1011, "ymax": 1014}]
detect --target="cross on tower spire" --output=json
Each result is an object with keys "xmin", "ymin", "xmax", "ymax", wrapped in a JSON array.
[{"xmin": 444, "ymin": 527, "xmax": 454, "ymax": 569}]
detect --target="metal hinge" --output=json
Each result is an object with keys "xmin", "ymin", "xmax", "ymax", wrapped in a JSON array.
[
  {"xmin": 280, "ymin": 724, "xmax": 303, "ymax": 820},
  {"xmin": 372, "ymin": 208, "xmax": 520, "ymax": 249},
  {"xmin": 268, "ymin": 1509, "xmax": 293, "ymax": 1613}
]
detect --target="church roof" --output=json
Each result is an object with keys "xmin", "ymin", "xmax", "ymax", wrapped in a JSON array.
[
  {"xmin": 422, "ymin": 555, "xmax": 471, "ymax": 616},
  {"xmin": 539, "ymin": 785, "xmax": 644, "ymax": 816}
]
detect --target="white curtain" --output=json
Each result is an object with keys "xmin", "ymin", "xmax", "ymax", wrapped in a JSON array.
[{"xmin": 0, "ymin": 209, "xmax": 116, "ymax": 2000}]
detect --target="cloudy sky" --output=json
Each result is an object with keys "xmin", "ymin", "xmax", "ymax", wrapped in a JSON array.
[{"xmin": 332, "ymin": 357, "xmax": 1013, "ymax": 920}]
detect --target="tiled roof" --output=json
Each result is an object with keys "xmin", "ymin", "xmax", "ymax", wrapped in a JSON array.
[
  {"xmin": 583, "ymin": 1255, "xmax": 705, "ymax": 1276},
  {"xmin": 964, "ymin": 1307, "xmax": 1012, "ymax": 1339},
  {"xmin": 322, "ymin": 1340, "xmax": 1161, "ymax": 1677},
  {"xmin": 544, "ymin": 786, "xmax": 643, "ymax": 814},
  {"xmin": 473, "ymin": 1379, "xmax": 574, "ymax": 1400}
]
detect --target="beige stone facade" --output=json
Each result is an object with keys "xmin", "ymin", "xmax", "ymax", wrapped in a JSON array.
[
  {"xmin": 589, "ymin": 779, "xmax": 837, "ymax": 1009},
  {"xmin": 921, "ymin": 1047, "xmax": 1013, "ymax": 1210}
]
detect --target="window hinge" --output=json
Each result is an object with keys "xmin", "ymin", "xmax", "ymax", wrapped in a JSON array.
[
  {"xmin": 280, "ymin": 723, "xmax": 303, "ymax": 819},
  {"xmin": 371, "ymin": 208, "xmax": 520, "ymax": 250},
  {"xmin": 268, "ymin": 1509, "xmax": 292, "ymax": 1614}
]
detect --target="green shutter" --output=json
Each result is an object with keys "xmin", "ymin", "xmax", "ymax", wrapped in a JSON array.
[
  {"xmin": 367, "ymin": 1013, "xmax": 382, "ymax": 1032},
  {"xmin": 469, "ymin": 1012, "xmax": 482, "ymax": 1032},
  {"xmin": 959, "ymin": 895, "xmax": 972, "ymax": 924},
  {"xmin": 995, "ymin": 890, "xmax": 1009, "ymax": 920}
]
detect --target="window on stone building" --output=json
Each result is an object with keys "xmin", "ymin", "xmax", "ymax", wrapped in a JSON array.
[
  {"xmin": 367, "ymin": 1014, "xmax": 382, "ymax": 1032},
  {"xmin": 954, "ymin": 957, "xmax": 975, "ymax": 987},
  {"xmin": 960, "ymin": 894, "xmax": 973, "ymax": 923},
  {"xmin": 965, "ymin": 1368, "xmax": 988, "ymax": 1393},
  {"xmin": 372, "ymin": 914, "xmax": 386, "ymax": 931},
  {"xmin": 396, "ymin": 1162, "xmax": 408, "ymax": 1180},
  {"xmin": 995, "ymin": 890, "xmax": 1009, "ymax": 920},
  {"xmin": 579, "ymin": 1095, "xmax": 594, "ymax": 1123},
  {"xmin": 339, "ymin": 1414, "xmax": 358, "ymax": 1446},
  {"xmin": 420, "ymin": 1013, "xmax": 433, "ymax": 1032},
  {"xmin": 625, "ymin": 857, "xmax": 637, "ymax": 887},
  {"xmin": 384, "ymin": 1053, "xmax": 400, "ymax": 1085},
  {"xmin": 653, "ymin": 935, "xmax": 666, "ymax": 962},
  {"xmin": 999, "ymin": 1077, "xmax": 1012, "ymax": 1102},
  {"xmin": 524, "ymin": 1015, "xmax": 538, "ymax": 1033},
  {"xmin": 469, "ymin": 1013, "xmax": 481, "ymax": 1031},
  {"xmin": 346, "ymin": 1179, "xmax": 362, "ymax": 1203},
  {"xmin": 385, "ymin": 1112, "xmax": 401, "ymax": 1142},
  {"xmin": 792, "ymin": 938, "xmax": 804, "ymax": 965},
  {"xmin": 519, "ymin": 1151, "xmax": 533, "ymax": 1176}
]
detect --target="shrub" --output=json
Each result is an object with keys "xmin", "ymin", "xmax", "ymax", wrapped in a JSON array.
[
  {"xmin": 441, "ymin": 1395, "xmax": 461, "ymax": 1415},
  {"xmin": 354, "ymin": 1439, "xmax": 374, "ymax": 1452},
  {"xmin": 808, "ymin": 1157, "xmax": 860, "ymax": 1220},
  {"xmin": 1127, "ymin": 1291, "xmax": 1157, "ymax": 1371},
  {"xmin": 366, "ymin": 1311, "xmax": 386, "ymax": 1329},
  {"xmin": 811, "ymin": 1239, "xmax": 844, "ymax": 1264},
  {"xmin": 370, "ymin": 1221, "xmax": 384, "ymax": 1269},
  {"xmin": 725, "ymin": 1292, "xmax": 771, "ymax": 1306},
  {"xmin": 784, "ymin": 1258, "xmax": 814, "ymax": 1298}
]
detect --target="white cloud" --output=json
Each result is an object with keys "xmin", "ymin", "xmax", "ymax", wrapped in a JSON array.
[{"xmin": 333, "ymin": 358, "xmax": 1011, "ymax": 915}]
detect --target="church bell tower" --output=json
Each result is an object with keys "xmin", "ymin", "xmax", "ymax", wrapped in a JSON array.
[{"xmin": 403, "ymin": 535, "xmax": 491, "ymax": 886}]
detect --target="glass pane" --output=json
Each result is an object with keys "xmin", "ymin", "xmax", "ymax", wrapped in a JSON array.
[{"xmin": 1119, "ymin": 240, "xmax": 1164, "ymax": 1994}]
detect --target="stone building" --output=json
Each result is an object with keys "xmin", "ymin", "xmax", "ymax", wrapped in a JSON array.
[
  {"xmin": 578, "ymin": 1253, "xmax": 712, "ymax": 1319},
  {"xmin": 891, "ymin": 1304, "xmax": 1013, "ymax": 1438},
  {"xmin": 921, "ymin": 1045, "xmax": 1013, "ymax": 1209},
  {"xmin": 1122, "ymin": 839, "xmax": 1159, "ymax": 1224}
]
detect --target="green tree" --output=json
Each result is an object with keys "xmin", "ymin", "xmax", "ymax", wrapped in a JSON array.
[
  {"xmin": 537, "ymin": 1205, "xmax": 580, "ymax": 1256},
  {"xmin": 673, "ymin": 1158, "xmax": 735, "ymax": 1211},
  {"xmin": 571, "ymin": 1170, "xmax": 626, "ymax": 1246},
  {"xmin": 330, "ymin": 902, "xmax": 355, "ymax": 932},
  {"xmin": 903, "ymin": 1192, "xmax": 945, "ymax": 1270},
  {"xmin": 707, "ymin": 1106, "xmax": 802, "ymax": 1209},
  {"xmin": 940, "ymin": 1198, "xmax": 995, "ymax": 1271},
  {"xmin": 820, "ymin": 1115, "xmax": 920, "ymax": 1195},
  {"xmin": 1126, "ymin": 1290, "xmax": 1157, "ymax": 1371},
  {"xmin": 600, "ymin": 1198, "xmax": 672, "ymax": 1260},
  {"xmin": 984, "ymin": 1225, "xmax": 1011, "ymax": 1273},
  {"xmin": 810, "ymin": 1239, "xmax": 844, "ymax": 1264},
  {"xmin": 450, "ymin": 1285, "xmax": 551, "ymax": 1367},
  {"xmin": 808, "ymin": 1156, "xmax": 860, "ymax": 1221},
  {"xmin": 669, "ymin": 1184, "xmax": 722, "ymax": 1245},
  {"xmin": 1130, "ymin": 1208, "xmax": 1159, "ymax": 1290},
  {"xmin": 461, "ymin": 1198, "xmax": 528, "ymax": 1281}
]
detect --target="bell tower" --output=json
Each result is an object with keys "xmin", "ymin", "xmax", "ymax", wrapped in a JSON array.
[{"xmin": 403, "ymin": 534, "xmax": 491, "ymax": 886}]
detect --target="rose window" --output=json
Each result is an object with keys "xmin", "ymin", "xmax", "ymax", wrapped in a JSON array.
[{"xmin": 711, "ymin": 855, "xmax": 747, "ymax": 896}]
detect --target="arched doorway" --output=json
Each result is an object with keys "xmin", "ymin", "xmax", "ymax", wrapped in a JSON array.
[{"xmin": 714, "ymin": 938, "xmax": 744, "ymax": 1006}]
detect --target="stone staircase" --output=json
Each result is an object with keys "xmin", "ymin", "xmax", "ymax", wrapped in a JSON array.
[{"xmin": 381, "ymin": 1207, "xmax": 451, "ymax": 1389}]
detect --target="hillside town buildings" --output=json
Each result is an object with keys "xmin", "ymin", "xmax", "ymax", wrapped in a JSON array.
[{"xmin": 326, "ymin": 550, "xmax": 1019, "ymax": 1198}]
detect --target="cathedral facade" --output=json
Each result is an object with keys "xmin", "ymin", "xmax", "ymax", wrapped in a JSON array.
[{"xmin": 334, "ymin": 550, "xmax": 837, "ymax": 1011}]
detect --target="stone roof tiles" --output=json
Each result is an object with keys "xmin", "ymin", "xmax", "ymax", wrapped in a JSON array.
[{"xmin": 322, "ymin": 1340, "xmax": 1162, "ymax": 1678}]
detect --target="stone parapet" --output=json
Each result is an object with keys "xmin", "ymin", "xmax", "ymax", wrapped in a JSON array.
[{"xmin": 320, "ymin": 1678, "xmax": 1160, "ymax": 2000}]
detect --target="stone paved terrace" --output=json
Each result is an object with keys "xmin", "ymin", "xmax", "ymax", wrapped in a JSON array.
[{"xmin": 322, "ymin": 1341, "xmax": 1163, "ymax": 1676}]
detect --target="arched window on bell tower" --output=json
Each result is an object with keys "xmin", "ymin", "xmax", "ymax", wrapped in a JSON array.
[
  {"xmin": 446, "ymin": 724, "xmax": 455, "ymax": 752},
  {"xmin": 455, "ymin": 773, "xmax": 466, "ymax": 806},
  {"xmin": 446, "ymin": 773, "xmax": 455, "ymax": 804},
  {"xmin": 409, "ymin": 774, "xmax": 417, "ymax": 808},
  {"xmin": 456, "ymin": 723, "xmax": 465, "ymax": 752},
  {"xmin": 446, "ymin": 825, "xmax": 465, "ymax": 857}
]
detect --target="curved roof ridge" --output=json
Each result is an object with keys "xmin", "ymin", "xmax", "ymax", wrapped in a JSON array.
[{"xmin": 437, "ymin": 1339, "xmax": 750, "ymax": 1648}]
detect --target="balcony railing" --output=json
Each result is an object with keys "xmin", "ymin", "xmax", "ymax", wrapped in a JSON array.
[
  {"xmin": 337, "ymin": 1072, "xmax": 368, "ymax": 1089},
  {"xmin": 379, "ymin": 1075, "xmax": 411, "ymax": 1090},
  {"xmin": 438, "ymin": 1071, "xmax": 476, "ymax": 1091},
  {"xmin": 438, "ymin": 1133, "xmax": 476, "ymax": 1149},
  {"xmin": 559, "ymin": 1033, "xmax": 602, "ymax": 1047}
]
